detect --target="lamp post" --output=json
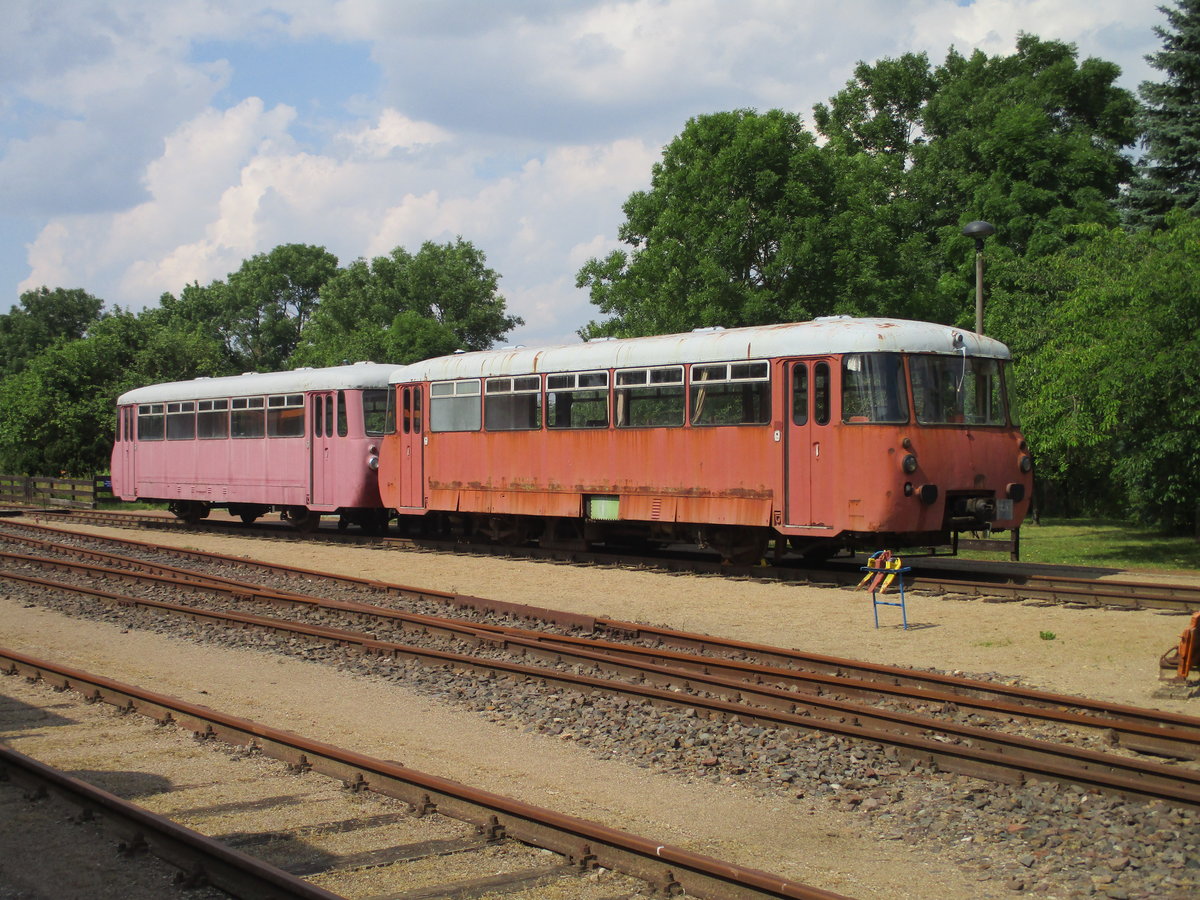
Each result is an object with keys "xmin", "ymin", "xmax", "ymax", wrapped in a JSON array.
[{"xmin": 961, "ymin": 220, "xmax": 995, "ymax": 334}]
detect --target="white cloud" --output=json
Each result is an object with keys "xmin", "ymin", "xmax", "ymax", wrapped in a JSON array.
[
  {"xmin": 343, "ymin": 109, "xmax": 451, "ymax": 158},
  {"xmin": 5, "ymin": 0, "xmax": 1171, "ymax": 344}
]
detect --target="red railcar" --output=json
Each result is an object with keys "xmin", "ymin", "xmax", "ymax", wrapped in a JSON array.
[
  {"xmin": 112, "ymin": 363, "xmax": 396, "ymax": 530},
  {"xmin": 379, "ymin": 318, "xmax": 1033, "ymax": 561}
]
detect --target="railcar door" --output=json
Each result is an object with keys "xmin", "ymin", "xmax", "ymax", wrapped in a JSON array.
[
  {"xmin": 785, "ymin": 359, "xmax": 833, "ymax": 527},
  {"xmin": 115, "ymin": 405, "xmax": 136, "ymax": 497},
  {"xmin": 309, "ymin": 392, "xmax": 337, "ymax": 507},
  {"xmin": 395, "ymin": 384, "xmax": 425, "ymax": 508}
]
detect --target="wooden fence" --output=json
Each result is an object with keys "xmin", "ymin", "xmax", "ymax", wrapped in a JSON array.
[{"xmin": 0, "ymin": 474, "xmax": 109, "ymax": 509}]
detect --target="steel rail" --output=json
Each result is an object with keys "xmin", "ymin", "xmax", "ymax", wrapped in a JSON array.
[
  {"xmin": 6, "ymin": 544, "xmax": 1198, "ymax": 761},
  {"xmin": 0, "ymin": 647, "xmax": 852, "ymax": 900},
  {"xmin": 902, "ymin": 570, "xmax": 1200, "ymax": 612},
  {"xmin": 0, "ymin": 520, "xmax": 594, "ymax": 628},
  {"xmin": 0, "ymin": 744, "xmax": 344, "ymax": 899},
  {"xmin": 17, "ymin": 510, "xmax": 1200, "ymax": 612},
  {"xmin": 5, "ymin": 521, "xmax": 1200, "ymax": 744},
  {"xmin": 4, "ymin": 567, "xmax": 1200, "ymax": 809}
]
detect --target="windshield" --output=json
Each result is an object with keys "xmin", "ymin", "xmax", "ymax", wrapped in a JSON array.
[
  {"xmin": 363, "ymin": 389, "xmax": 396, "ymax": 435},
  {"xmin": 910, "ymin": 355, "xmax": 1006, "ymax": 425},
  {"xmin": 842, "ymin": 353, "xmax": 909, "ymax": 423}
]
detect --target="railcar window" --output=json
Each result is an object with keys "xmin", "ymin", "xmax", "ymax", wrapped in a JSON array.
[
  {"xmin": 413, "ymin": 387, "xmax": 422, "ymax": 433},
  {"xmin": 137, "ymin": 404, "xmax": 165, "ymax": 441},
  {"xmin": 547, "ymin": 371, "xmax": 609, "ymax": 429},
  {"xmin": 689, "ymin": 361, "xmax": 770, "ymax": 427},
  {"xmin": 1002, "ymin": 362, "xmax": 1019, "ymax": 427},
  {"xmin": 910, "ymin": 355, "xmax": 1006, "ymax": 426},
  {"xmin": 430, "ymin": 380, "xmax": 482, "ymax": 432},
  {"xmin": 231, "ymin": 396, "xmax": 265, "ymax": 438},
  {"xmin": 485, "ymin": 376, "xmax": 542, "ymax": 430},
  {"xmin": 267, "ymin": 394, "xmax": 305, "ymax": 437},
  {"xmin": 791, "ymin": 364, "xmax": 808, "ymax": 426},
  {"xmin": 615, "ymin": 366, "xmax": 684, "ymax": 428},
  {"xmin": 197, "ymin": 399, "xmax": 228, "ymax": 439},
  {"xmin": 166, "ymin": 401, "xmax": 196, "ymax": 440},
  {"xmin": 336, "ymin": 391, "xmax": 348, "ymax": 437},
  {"xmin": 363, "ymin": 389, "xmax": 396, "ymax": 436},
  {"xmin": 842, "ymin": 353, "xmax": 909, "ymax": 424},
  {"xmin": 814, "ymin": 362, "xmax": 831, "ymax": 425}
]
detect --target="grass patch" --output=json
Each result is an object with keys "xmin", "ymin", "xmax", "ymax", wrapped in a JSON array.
[
  {"xmin": 973, "ymin": 637, "xmax": 1014, "ymax": 648},
  {"xmin": 961, "ymin": 518, "xmax": 1200, "ymax": 573},
  {"xmin": 96, "ymin": 500, "xmax": 167, "ymax": 512}
]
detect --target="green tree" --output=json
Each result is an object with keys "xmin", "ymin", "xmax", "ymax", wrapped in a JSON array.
[
  {"xmin": 817, "ymin": 34, "xmax": 1137, "ymax": 325},
  {"xmin": 0, "ymin": 287, "xmax": 104, "ymax": 377},
  {"xmin": 990, "ymin": 213, "xmax": 1200, "ymax": 533},
  {"xmin": 160, "ymin": 244, "xmax": 339, "ymax": 372},
  {"xmin": 0, "ymin": 310, "xmax": 227, "ymax": 475},
  {"xmin": 581, "ymin": 37, "xmax": 1137, "ymax": 337},
  {"xmin": 292, "ymin": 238, "xmax": 521, "ymax": 366},
  {"xmin": 1125, "ymin": 0, "xmax": 1200, "ymax": 228},
  {"xmin": 577, "ymin": 109, "xmax": 903, "ymax": 337}
]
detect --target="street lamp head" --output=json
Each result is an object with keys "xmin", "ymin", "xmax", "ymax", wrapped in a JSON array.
[{"xmin": 962, "ymin": 220, "xmax": 996, "ymax": 250}]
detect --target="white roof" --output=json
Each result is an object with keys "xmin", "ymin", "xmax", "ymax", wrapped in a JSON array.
[
  {"xmin": 118, "ymin": 362, "xmax": 397, "ymax": 405},
  {"xmin": 388, "ymin": 318, "xmax": 1011, "ymax": 384}
]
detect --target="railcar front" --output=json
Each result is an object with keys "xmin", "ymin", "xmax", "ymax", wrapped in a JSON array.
[
  {"xmin": 111, "ymin": 363, "xmax": 396, "ymax": 530},
  {"xmin": 379, "ymin": 318, "xmax": 1032, "ymax": 561},
  {"xmin": 785, "ymin": 328, "xmax": 1032, "ymax": 558}
]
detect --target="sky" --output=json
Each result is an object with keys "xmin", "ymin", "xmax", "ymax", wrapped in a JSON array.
[{"xmin": 0, "ymin": 0, "xmax": 1169, "ymax": 347}]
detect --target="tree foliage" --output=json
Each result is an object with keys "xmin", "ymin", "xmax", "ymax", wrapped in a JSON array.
[
  {"xmin": 292, "ymin": 238, "xmax": 521, "ymax": 366},
  {"xmin": 0, "ymin": 311, "xmax": 228, "ymax": 475},
  {"xmin": 159, "ymin": 244, "xmax": 339, "ymax": 372},
  {"xmin": 1125, "ymin": 0, "xmax": 1200, "ymax": 228},
  {"xmin": 580, "ymin": 35, "xmax": 1138, "ymax": 338},
  {"xmin": 990, "ymin": 213, "xmax": 1200, "ymax": 532},
  {"xmin": 0, "ymin": 236, "xmax": 517, "ymax": 476},
  {"xmin": 577, "ymin": 109, "xmax": 926, "ymax": 336},
  {"xmin": 0, "ymin": 287, "xmax": 104, "ymax": 377},
  {"xmin": 820, "ymin": 34, "xmax": 1137, "ymax": 320}
]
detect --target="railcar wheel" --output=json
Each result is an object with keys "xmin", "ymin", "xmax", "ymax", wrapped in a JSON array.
[
  {"xmin": 282, "ymin": 506, "xmax": 321, "ymax": 532},
  {"xmin": 337, "ymin": 509, "xmax": 390, "ymax": 535},
  {"xmin": 168, "ymin": 500, "xmax": 208, "ymax": 524},
  {"xmin": 787, "ymin": 537, "xmax": 839, "ymax": 564},
  {"xmin": 703, "ymin": 526, "xmax": 769, "ymax": 566},
  {"xmin": 229, "ymin": 503, "xmax": 268, "ymax": 525},
  {"xmin": 478, "ymin": 515, "xmax": 530, "ymax": 546},
  {"xmin": 539, "ymin": 517, "xmax": 588, "ymax": 551}
]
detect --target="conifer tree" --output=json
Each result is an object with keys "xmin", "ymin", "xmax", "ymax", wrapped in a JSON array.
[{"xmin": 1126, "ymin": 0, "xmax": 1200, "ymax": 228}]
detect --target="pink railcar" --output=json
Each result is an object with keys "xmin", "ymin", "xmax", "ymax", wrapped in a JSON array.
[
  {"xmin": 380, "ymin": 318, "xmax": 1033, "ymax": 561},
  {"xmin": 111, "ymin": 363, "xmax": 396, "ymax": 530}
]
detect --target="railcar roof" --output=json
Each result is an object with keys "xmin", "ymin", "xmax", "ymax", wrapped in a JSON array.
[
  {"xmin": 388, "ymin": 317, "xmax": 1011, "ymax": 384},
  {"xmin": 117, "ymin": 362, "xmax": 397, "ymax": 405}
]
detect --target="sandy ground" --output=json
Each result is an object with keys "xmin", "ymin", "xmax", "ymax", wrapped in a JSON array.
[{"xmin": 2, "ymin": 517, "xmax": 1197, "ymax": 899}]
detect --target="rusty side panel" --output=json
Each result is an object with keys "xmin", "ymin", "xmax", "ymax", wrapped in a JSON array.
[
  {"xmin": 437, "ymin": 488, "xmax": 581, "ymax": 518},
  {"xmin": 414, "ymin": 426, "xmax": 781, "ymax": 527},
  {"xmin": 674, "ymin": 495, "xmax": 773, "ymax": 527},
  {"xmin": 621, "ymin": 494, "xmax": 677, "ymax": 522}
]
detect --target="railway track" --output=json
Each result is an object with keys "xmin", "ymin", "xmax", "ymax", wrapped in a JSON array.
[
  {"xmin": 2, "ymin": 519, "xmax": 1196, "ymax": 742},
  {"xmin": 1, "ymin": 649, "xmax": 846, "ymax": 900},
  {"xmin": 3, "ymin": 525, "xmax": 1198, "ymax": 812},
  {"xmin": 10, "ymin": 507, "xmax": 1200, "ymax": 613}
]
